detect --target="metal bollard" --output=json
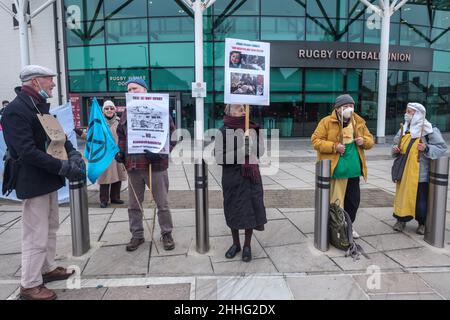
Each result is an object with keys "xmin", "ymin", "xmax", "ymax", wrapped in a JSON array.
[
  {"xmin": 424, "ymin": 157, "xmax": 449, "ymax": 248},
  {"xmin": 69, "ymin": 180, "xmax": 90, "ymax": 256},
  {"xmin": 195, "ymin": 160, "xmax": 209, "ymax": 253},
  {"xmin": 314, "ymin": 160, "xmax": 331, "ymax": 252}
]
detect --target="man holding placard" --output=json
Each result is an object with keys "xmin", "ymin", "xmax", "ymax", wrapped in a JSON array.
[{"xmin": 116, "ymin": 78, "xmax": 177, "ymax": 252}]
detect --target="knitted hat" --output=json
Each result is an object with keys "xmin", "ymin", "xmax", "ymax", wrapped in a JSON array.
[
  {"xmin": 125, "ymin": 77, "xmax": 148, "ymax": 90},
  {"xmin": 334, "ymin": 94, "xmax": 355, "ymax": 109},
  {"xmin": 102, "ymin": 100, "xmax": 115, "ymax": 110}
]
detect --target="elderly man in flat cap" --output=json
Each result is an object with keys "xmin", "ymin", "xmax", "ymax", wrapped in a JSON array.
[
  {"xmin": 311, "ymin": 94, "xmax": 374, "ymax": 239},
  {"xmin": 116, "ymin": 78, "xmax": 177, "ymax": 252},
  {"xmin": 1, "ymin": 65, "xmax": 85, "ymax": 300}
]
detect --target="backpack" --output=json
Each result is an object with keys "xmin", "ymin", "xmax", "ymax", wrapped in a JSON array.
[{"xmin": 328, "ymin": 201, "xmax": 369, "ymax": 261}]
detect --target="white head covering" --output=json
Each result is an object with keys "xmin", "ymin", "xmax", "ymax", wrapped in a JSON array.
[
  {"xmin": 102, "ymin": 100, "xmax": 116, "ymax": 111},
  {"xmin": 403, "ymin": 102, "xmax": 433, "ymax": 139}
]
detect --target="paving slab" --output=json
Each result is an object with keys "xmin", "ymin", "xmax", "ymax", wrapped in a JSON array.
[
  {"xmin": 321, "ymin": 239, "xmax": 378, "ymax": 258},
  {"xmin": 254, "ymin": 219, "xmax": 307, "ymax": 247},
  {"xmin": 57, "ymin": 214, "xmax": 110, "ymax": 237},
  {"xmin": 206, "ymin": 235, "xmax": 267, "ymax": 263},
  {"xmin": 102, "ymin": 284, "xmax": 191, "ymax": 300},
  {"xmin": 369, "ymin": 293, "xmax": 442, "ymax": 300},
  {"xmin": 152, "ymin": 226, "xmax": 194, "ymax": 257},
  {"xmin": 384, "ymin": 247, "xmax": 450, "ymax": 268},
  {"xmin": 265, "ymin": 208, "xmax": 286, "ymax": 220},
  {"xmin": 212, "ymin": 258, "xmax": 278, "ymax": 275},
  {"xmin": 208, "ymin": 214, "xmax": 232, "ymax": 237},
  {"xmin": 359, "ymin": 207, "xmax": 397, "ymax": 221},
  {"xmin": 0, "ymin": 212, "xmax": 21, "ymax": 227},
  {"xmin": 284, "ymin": 211, "xmax": 315, "ymax": 234},
  {"xmin": 0, "ymin": 228, "xmax": 22, "ymax": 254},
  {"xmin": 148, "ymin": 255, "xmax": 213, "ymax": 276},
  {"xmin": 352, "ymin": 214, "xmax": 396, "ymax": 236},
  {"xmin": 266, "ymin": 243, "xmax": 340, "ymax": 273},
  {"xmin": 0, "ymin": 284, "xmax": 19, "ymax": 300},
  {"xmin": 332, "ymin": 253, "xmax": 403, "ymax": 272},
  {"xmin": 99, "ymin": 221, "xmax": 152, "ymax": 246},
  {"xmin": 195, "ymin": 278, "xmax": 217, "ymax": 300},
  {"xmin": 83, "ymin": 243, "xmax": 150, "ymax": 276},
  {"xmin": 0, "ymin": 205, "xmax": 22, "ymax": 212},
  {"xmin": 418, "ymin": 272, "xmax": 450, "ymax": 299},
  {"xmin": 53, "ymin": 287, "xmax": 108, "ymax": 300},
  {"xmin": 216, "ymin": 276, "xmax": 292, "ymax": 300},
  {"xmin": 353, "ymin": 272, "xmax": 433, "ymax": 294},
  {"xmin": 362, "ymin": 233, "xmax": 422, "ymax": 252},
  {"xmin": 0, "ymin": 253, "xmax": 21, "ymax": 278},
  {"xmin": 286, "ymin": 275, "xmax": 367, "ymax": 300}
]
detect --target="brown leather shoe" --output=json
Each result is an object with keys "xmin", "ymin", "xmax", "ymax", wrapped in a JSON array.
[
  {"xmin": 42, "ymin": 266, "xmax": 75, "ymax": 284},
  {"xmin": 126, "ymin": 237, "xmax": 145, "ymax": 252},
  {"xmin": 20, "ymin": 285, "xmax": 57, "ymax": 300}
]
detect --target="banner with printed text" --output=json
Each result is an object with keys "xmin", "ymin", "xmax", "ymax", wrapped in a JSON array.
[
  {"xmin": 126, "ymin": 93, "xmax": 170, "ymax": 155},
  {"xmin": 224, "ymin": 38, "xmax": 270, "ymax": 106}
]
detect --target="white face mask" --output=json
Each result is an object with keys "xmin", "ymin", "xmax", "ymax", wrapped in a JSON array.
[
  {"xmin": 404, "ymin": 113, "xmax": 413, "ymax": 122},
  {"xmin": 342, "ymin": 107, "xmax": 354, "ymax": 119}
]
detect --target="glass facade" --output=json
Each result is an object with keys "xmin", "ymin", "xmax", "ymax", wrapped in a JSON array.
[{"xmin": 64, "ymin": 0, "xmax": 450, "ymax": 136}]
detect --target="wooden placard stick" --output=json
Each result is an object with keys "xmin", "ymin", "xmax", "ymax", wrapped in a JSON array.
[{"xmin": 245, "ymin": 104, "xmax": 250, "ymax": 137}]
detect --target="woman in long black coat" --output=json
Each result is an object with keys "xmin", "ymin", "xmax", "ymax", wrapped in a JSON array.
[{"xmin": 215, "ymin": 104, "xmax": 267, "ymax": 262}]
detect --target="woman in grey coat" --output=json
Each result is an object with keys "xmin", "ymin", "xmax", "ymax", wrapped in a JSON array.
[{"xmin": 392, "ymin": 103, "xmax": 447, "ymax": 234}]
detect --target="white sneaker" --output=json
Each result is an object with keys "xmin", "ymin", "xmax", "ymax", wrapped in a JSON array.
[{"xmin": 352, "ymin": 230, "xmax": 360, "ymax": 239}]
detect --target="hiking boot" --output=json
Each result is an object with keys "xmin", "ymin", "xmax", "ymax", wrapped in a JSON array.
[
  {"xmin": 161, "ymin": 233, "xmax": 175, "ymax": 251},
  {"xmin": 100, "ymin": 202, "xmax": 108, "ymax": 208},
  {"xmin": 393, "ymin": 221, "xmax": 406, "ymax": 232},
  {"xmin": 352, "ymin": 229, "xmax": 360, "ymax": 239},
  {"xmin": 20, "ymin": 285, "xmax": 56, "ymax": 300},
  {"xmin": 225, "ymin": 244, "xmax": 241, "ymax": 259},
  {"xmin": 42, "ymin": 266, "xmax": 75, "ymax": 284},
  {"xmin": 126, "ymin": 238, "xmax": 144, "ymax": 252},
  {"xmin": 416, "ymin": 224, "xmax": 425, "ymax": 235},
  {"xmin": 242, "ymin": 246, "xmax": 252, "ymax": 262}
]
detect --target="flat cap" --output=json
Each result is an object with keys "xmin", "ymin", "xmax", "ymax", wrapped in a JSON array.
[{"xmin": 20, "ymin": 65, "xmax": 56, "ymax": 82}]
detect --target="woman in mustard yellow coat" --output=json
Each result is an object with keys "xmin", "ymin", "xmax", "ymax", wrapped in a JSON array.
[{"xmin": 311, "ymin": 94, "xmax": 374, "ymax": 238}]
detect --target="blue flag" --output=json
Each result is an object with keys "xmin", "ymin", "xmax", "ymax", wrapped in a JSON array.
[{"xmin": 84, "ymin": 98, "xmax": 120, "ymax": 184}]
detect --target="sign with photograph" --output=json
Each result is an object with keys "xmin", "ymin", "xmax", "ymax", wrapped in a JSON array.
[
  {"xmin": 125, "ymin": 93, "xmax": 170, "ymax": 155},
  {"xmin": 224, "ymin": 38, "xmax": 270, "ymax": 106}
]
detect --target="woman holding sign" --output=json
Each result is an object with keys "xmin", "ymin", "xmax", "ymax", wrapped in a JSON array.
[{"xmin": 215, "ymin": 104, "xmax": 267, "ymax": 262}]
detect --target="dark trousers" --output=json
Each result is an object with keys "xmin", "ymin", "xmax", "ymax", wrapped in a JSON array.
[
  {"xmin": 99, "ymin": 181, "xmax": 122, "ymax": 203},
  {"xmin": 344, "ymin": 177, "xmax": 360, "ymax": 223},
  {"xmin": 415, "ymin": 182, "xmax": 428, "ymax": 225}
]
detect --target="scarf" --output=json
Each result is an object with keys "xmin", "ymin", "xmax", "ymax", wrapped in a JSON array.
[
  {"xmin": 403, "ymin": 103, "xmax": 433, "ymax": 139},
  {"xmin": 223, "ymin": 115, "xmax": 261, "ymax": 183},
  {"xmin": 21, "ymin": 85, "xmax": 46, "ymax": 105},
  {"xmin": 105, "ymin": 114, "xmax": 117, "ymax": 126}
]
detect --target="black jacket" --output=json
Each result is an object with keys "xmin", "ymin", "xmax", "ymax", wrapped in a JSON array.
[{"xmin": 1, "ymin": 87, "xmax": 74, "ymax": 199}]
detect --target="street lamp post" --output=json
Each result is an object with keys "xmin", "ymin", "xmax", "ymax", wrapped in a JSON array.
[
  {"xmin": 358, "ymin": 0, "xmax": 409, "ymax": 143},
  {"xmin": 182, "ymin": 0, "xmax": 216, "ymax": 254}
]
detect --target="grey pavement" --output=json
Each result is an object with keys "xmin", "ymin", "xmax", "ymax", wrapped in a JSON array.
[{"xmin": 1, "ymin": 136, "xmax": 450, "ymax": 300}]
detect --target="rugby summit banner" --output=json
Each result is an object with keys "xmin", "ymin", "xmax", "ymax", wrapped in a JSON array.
[
  {"xmin": 125, "ymin": 93, "xmax": 170, "ymax": 155},
  {"xmin": 224, "ymin": 38, "xmax": 270, "ymax": 106}
]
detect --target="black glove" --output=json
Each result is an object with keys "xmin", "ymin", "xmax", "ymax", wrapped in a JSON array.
[
  {"xmin": 115, "ymin": 151, "xmax": 125, "ymax": 164},
  {"xmin": 144, "ymin": 149, "xmax": 162, "ymax": 162},
  {"xmin": 59, "ymin": 160, "xmax": 85, "ymax": 181},
  {"xmin": 68, "ymin": 150, "xmax": 85, "ymax": 172}
]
